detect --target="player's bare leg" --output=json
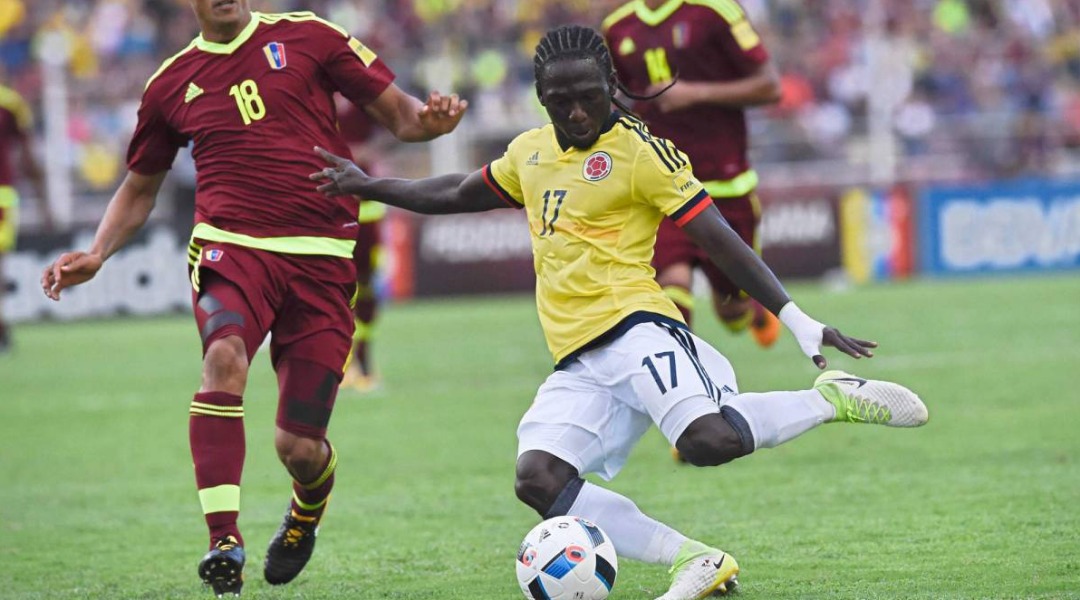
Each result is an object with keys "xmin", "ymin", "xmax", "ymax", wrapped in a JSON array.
[{"xmin": 515, "ymin": 451, "xmax": 738, "ymax": 599}]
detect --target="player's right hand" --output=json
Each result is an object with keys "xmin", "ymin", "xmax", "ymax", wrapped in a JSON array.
[
  {"xmin": 41, "ymin": 251, "xmax": 103, "ymax": 301},
  {"xmin": 417, "ymin": 91, "xmax": 468, "ymax": 136}
]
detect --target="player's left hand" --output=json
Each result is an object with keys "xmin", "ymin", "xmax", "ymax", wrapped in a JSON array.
[
  {"xmin": 418, "ymin": 91, "xmax": 468, "ymax": 135},
  {"xmin": 310, "ymin": 147, "xmax": 370, "ymax": 196},
  {"xmin": 645, "ymin": 81, "xmax": 699, "ymax": 113},
  {"xmin": 815, "ymin": 327, "xmax": 877, "ymax": 369},
  {"xmin": 779, "ymin": 303, "xmax": 876, "ymax": 369}
]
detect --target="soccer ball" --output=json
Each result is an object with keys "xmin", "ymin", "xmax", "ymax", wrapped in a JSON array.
[{"xmin": 516, "ymin": 516, "xmax": 618, "ymax": 600}]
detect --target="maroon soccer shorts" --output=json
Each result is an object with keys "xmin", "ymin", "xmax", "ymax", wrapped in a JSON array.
[
  {"xmin": 190, "ymin": 243, "xmax": 356, "ymax": 438},
  {"xmin": 653, "ymin": 191, "xmax": 761, "ymax": 300}
]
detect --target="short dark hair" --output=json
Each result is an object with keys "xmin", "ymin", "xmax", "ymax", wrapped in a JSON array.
[{"xmin": 533, "ymin": 25, "xmax": 672, "ymax": 115}]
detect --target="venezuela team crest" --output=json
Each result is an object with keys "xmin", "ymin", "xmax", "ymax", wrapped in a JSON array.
[
  {"xmin": 263, "ymin": 42, "xmax": 287, "ymax": 69},
  {"xmin": 583, "ymin": 151, "xmax": 612, "ymax": 181}
]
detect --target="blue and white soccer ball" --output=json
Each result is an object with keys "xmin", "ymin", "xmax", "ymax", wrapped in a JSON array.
[{"xmin": 516, "ymin": 516, "xmax": 618, "ymax": 600}]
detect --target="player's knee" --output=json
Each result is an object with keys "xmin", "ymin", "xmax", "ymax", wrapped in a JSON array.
[
  {"xmin": 274, "ymin": 429, "xmax": 326, "ymax": 482},
  {"xmin": 675, "ymin": 414, "xmax": 748, "ymax": 467},
  {"xmin": 514, "ymin": 451, "xmax": 578, "ymax": 515},
  {"xmin": 202, "ymin": 336, "xmax": 249, "ymax": 392}
]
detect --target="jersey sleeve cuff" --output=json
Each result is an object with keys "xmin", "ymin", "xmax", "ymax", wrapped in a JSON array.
[
  {"xmin": 670, "ymin": 190, "xmax": 712, "ymax": 227},
  {"xmin": 482, "ymin": 164, "xmax": 523, "ymax": 209}
]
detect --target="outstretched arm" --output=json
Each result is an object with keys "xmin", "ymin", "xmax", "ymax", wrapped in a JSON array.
[
  {"xmin": 311, "ymin": 147, "xmax": 507, "ymax": 214},
  {"xmin": 363, "ymin": 85, "xmax": 468, "ymax": 142},
  {"xmin": 646, "ymin": 63, "xmax": 781, "ymax": 113},
  {"xmin": 680, "ymin": 203, "xmax": 875, "ymax": 368},
  {"xmin": 41, "ymin": 170, "xmax": 166, "ymax": 300}
]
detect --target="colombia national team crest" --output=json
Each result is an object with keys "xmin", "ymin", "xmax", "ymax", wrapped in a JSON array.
[
  {"xmin": 583, "ymin": 151, "xmax": 612, "ymax": 181},
  {"xmin": 263, "ymin": 42, "xmax": 287, "ymax": 70}
]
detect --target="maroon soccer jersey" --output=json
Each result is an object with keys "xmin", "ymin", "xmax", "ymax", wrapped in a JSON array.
[
  {"xmin": 604, "ymin": 0, "xmax": 768, "ymax": 184},
  {"xmin": 128, "ymin": 12, "xmax": 394, "ymax": 246}
]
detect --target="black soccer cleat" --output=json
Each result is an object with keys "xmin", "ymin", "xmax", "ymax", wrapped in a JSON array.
[
  {"xmin": 263, "ymin": 509, "xmax": 319, "ymax": 585},
  {"xmin": 198, "ymin": 536, "xmax": 245, "ymax": 597}
]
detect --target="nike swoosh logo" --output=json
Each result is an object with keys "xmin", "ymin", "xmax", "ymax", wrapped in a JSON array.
[
  {"xmin": 713, "ymin": 555, "xmax": 725, "ymax": 570},
  {"xmin": 832, "ymin": 377, "xmax": 867, "ymax": 388}
]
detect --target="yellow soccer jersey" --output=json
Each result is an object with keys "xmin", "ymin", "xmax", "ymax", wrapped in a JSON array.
[{"xmin": 483, "ymin": 112, "xmax": 713, "ymax": 364}]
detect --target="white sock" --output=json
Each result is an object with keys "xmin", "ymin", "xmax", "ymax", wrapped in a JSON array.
[
  {"xmin": 567, "ymin": 481, "xmax": 686, "ymax": 565},
  {"xmin": 724, "ymin": 390, "xmax": 835, "ymax": 450}
]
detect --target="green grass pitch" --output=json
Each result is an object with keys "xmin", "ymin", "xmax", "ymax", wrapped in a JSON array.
[{"xmin": 2, "ymin": 275, "xmax": 1078, "ymax": 599}]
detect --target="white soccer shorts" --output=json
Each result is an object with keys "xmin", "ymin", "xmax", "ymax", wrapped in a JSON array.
[{"xmin": 517, "ymin": 322, "xmax": 738, "ymax": 480}]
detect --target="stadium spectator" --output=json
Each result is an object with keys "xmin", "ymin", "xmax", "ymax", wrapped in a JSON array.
[
  {"xmin": 40, "ymin": 0, "xmax": 466, "ymax": 595},
  {"xmin": 0, "ymin": 78, "xmax": 50, "ymax": 352},
  {"xmin": 311, "ymin": 24, "xmax": 928, "ymax": 600},
  {"xmin": 603, "ymin": 0, "xmax": 783, "ymax": 349}
]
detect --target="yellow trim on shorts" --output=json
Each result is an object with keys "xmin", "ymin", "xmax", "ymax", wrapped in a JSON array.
[{"xmin": 191, "ymin": 222, "xmax": 355, "ymax": 258}]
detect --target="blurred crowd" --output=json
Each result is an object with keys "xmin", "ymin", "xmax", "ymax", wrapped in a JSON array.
[{"xmin": 1, "ymin": 0, "xmax": 1078, "ymax": 199}]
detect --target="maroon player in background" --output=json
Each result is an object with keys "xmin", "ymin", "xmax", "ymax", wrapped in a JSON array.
[
  {"xmin": 0, "ymin": 82, "xmax": 52, "ymax": 353},
  {"xmin": 336, "ymin": 98, "xmax": 387, "ymax": 393},
  {"xmin": 41, "ymin": 0, "xmax": 466, "ymax": 596},
  {"xmin": 603, "ymin": 0, "xmax": 782, "ymax": 347}
]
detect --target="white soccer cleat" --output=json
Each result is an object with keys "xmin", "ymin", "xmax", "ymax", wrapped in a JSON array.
[
  {"xmin": 655, "ymin": 542, "xmax": 739, "ymax": 600},
  {"xmin": 814, "ymin": 370, "xmax": 928, "ymax": 427}
]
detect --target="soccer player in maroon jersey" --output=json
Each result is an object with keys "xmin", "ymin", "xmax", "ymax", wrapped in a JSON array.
[
  {"xmin": 0, "ymin": 82, "xmax": 51, "ymax": 353},
  {"xmin": 336, "ymin": 100, "xmax": 388, "ymax": 393},
  {"xmin": 603, "ymin": 0, "xmax": 783, "ymax": 347},
  {"xmin": 40, "ymin": 0, "xmax": 466, "ymax": 595}
]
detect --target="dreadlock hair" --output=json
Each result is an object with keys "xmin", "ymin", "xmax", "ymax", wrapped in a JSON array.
[{"xmin": 533, "ymin": 24, "xmax": 675, "ymax": 117}]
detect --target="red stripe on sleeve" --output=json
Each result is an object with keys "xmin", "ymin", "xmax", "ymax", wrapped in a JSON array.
[
  {"xmin": 674, "ymin": 195, "xmax": 714, "ymax": 227},
  {"xmin": 482, "ymin": 165, "xmax": 523, "ymax": 209}
]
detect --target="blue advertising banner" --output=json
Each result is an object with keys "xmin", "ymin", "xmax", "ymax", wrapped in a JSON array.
[{"xmin": 919, "ymin": 179, "xmax": 1080, "ymax": 275}]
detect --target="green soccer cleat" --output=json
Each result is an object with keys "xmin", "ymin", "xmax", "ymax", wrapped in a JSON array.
[
  {"xmin": 198, "ymin": 536, "xmax": 245, "ymax": 597},
  {"xmin": 655, "ymin": 540, "xmax": 739, "ymax": 600},
  {"xmin": 815, "ymin": 370, "xmax": 928, "ymax": 427},
  {"xmin": 263, "ymin": 509, "xmax": 319, "ymax": 585}
]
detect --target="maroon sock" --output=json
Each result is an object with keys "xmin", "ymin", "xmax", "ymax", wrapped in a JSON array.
[
  {"xmin": 190, "ymin": 391, "xmax": 246, "ymax": 548},
  {"xmin": 291, "ymin": 441, "xmax": 336, "ymax": 521},
  {"xmin": 353, "ymin": 339, "xmax": 370, "ymax": 375},
  {"xmin": 353, "ymin": 296, "xmax": 377, "ymax": 375}
]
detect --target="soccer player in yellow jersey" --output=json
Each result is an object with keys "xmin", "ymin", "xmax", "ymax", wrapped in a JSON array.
[
  {"xmin": 313, "ymin": 25, "xmax": 928, "ymax": 600},
  {"xmin": 0, "ymin": 82, "xmax": 51, "ymax": 352}
]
